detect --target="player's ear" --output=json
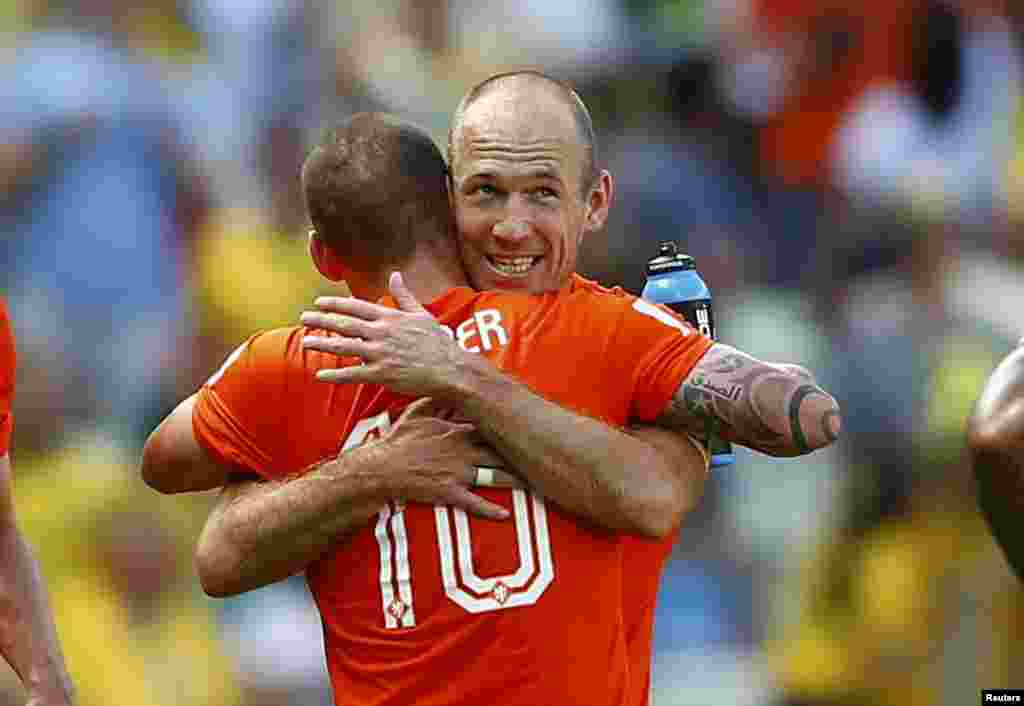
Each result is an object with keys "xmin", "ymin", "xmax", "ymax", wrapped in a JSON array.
[
  {"xmin": 308, "ymin": 229, "xmax": 347, "ymax": 282},
  {"xmin": 582, "ymin": 169, "xmax": 613, "ymax": 238}
]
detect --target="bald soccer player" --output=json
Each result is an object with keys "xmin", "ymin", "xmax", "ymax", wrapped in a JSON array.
[{"xmin": 144, "ymin": 105, "xmax": 839, "ymax": 705}]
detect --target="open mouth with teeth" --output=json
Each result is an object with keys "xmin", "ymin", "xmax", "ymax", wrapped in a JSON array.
[{"xmin": 486, "ymin": 255, "xmax": 542, "ymax": 277}]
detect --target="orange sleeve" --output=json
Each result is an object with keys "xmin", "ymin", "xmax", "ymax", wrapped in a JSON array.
[
  {"xmin": 0, "ymin": 301, "xmax": 14, "ymax": 456},
  {"xmin": 192, "ymin": 328, "xmax": 302, "ymax": 480},
  {"xmin": 612, "ymin": 296, "xmax": 714, "ymax": 422}
]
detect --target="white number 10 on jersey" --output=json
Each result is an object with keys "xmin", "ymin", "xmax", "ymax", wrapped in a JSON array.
[{"xmin": 342, "ymin": 411, "xmax": 555, "ymax": 629}]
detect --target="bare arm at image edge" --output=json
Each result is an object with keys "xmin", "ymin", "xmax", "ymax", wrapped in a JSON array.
[
  {"xmin": 0, "ymin": 455, "xmax": 75, "ymax": 706},
  {"xmin": 967, "ymin": 343, "xmax": 1024, "ymax": 580}
]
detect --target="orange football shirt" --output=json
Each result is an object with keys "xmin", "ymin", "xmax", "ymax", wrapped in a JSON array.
[
  {"xmin": 194, "ymin": 275, "xmax": 712, "ymax": 706},
  {"xmin": 0, "ymin": 300, "xmax": 15, "ymax": 455}
]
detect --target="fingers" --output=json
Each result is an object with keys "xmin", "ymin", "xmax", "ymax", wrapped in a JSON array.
[
  {"xmin": 314, "ymin": 295, "xmax": 389, "ymax": 322},
  {"xmin": 446, "ymin": 487, "xmax": 510, "ymax": 520},
  {"xmin": 396, "ymin": 397, "xmax": 456, "ymax": 423},
  {"xmin": 301, "ymin": 311, "xmax": 376, "ymax": 339},
  {"xmin": 388, "ymin": 271, "xmax": 428, "ymax": 314},
  {"xmin": 315, "ymin": 364, "xmax": 378, "ymax": 385},
  {"xmin": 303, "ymin": 334, "xmax": 373, "ymax": 360}
]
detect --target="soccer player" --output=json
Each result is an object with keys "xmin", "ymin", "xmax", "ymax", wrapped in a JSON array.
[
  {"xmin": 165, "ymin": 113, "xmax": 715, "ymax": 706},
  {"xmin": 143, "ymin": 107, "xmax": 838, "ymax": 704},
  {"xmin": 0, "ymin": 301, "xmax": 75, "ymax": 706},
  {"xmin": 300, "ymin": 73, "xmax": 841, "ymax": 704},
  {"xmin": 967, "ymin": 338, "xmax": 1024, "ymax": 580}
]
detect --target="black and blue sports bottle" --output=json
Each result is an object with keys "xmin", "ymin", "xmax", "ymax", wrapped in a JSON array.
[{"xmin": 642, "ymin": 242, "xmax": 735, "ymax": 467}]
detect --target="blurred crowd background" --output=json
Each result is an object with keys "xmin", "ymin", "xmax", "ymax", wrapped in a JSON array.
[{"xmin": 2, "ymin": 0, "xmax": 1023, "ymax": 704}]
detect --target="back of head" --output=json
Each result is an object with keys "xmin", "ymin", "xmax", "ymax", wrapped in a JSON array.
[{"xmin": 302, "ymin": 113, "xmax": 452, "ymax": 273}]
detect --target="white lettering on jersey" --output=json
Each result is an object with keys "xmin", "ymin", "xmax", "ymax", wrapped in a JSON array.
[
  {"xmin": 474, "ymin": 309, "xmax": 508, "ymax": 351},
  {"xmin": 456, "ymin": 317, "xmax": 481, "ymax": 353},
  {"xmin": 435, "ymin": 490, "xmax": 553, "ymax": 613},
  {"xmin": 440, "ymin": 309, "xmax": 511, "ymax": 354},
  {"xmin": 206, "ymin": 341, "xmax": 250, "ymax": 387},
  {"xmin": 340, "ymin": 410, "xmax": 554, "ymax": 628},
  {"xmin": 631, "ymin": 299, "xmax": 690, "ymax": 335}
]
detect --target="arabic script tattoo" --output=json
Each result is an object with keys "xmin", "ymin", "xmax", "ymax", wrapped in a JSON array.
[{"xmin": 656, "ymin": 344, "xmax": 841, "ymax": 457}]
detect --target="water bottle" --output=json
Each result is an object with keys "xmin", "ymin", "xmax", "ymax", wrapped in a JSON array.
[{"xmin": 642, "ymin": 242, "xmax": 734, "ymax": 467}]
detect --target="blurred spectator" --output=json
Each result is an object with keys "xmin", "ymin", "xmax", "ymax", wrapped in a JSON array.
[
  {"xmin": 716, "ymin": 0, "xmax": 1021, "ymax": 222},
  {"xmin": 1, "ymin": 0, "xmax": 209, "ymax": 447},
  {"xmin": 179, "ymin": 0, "xmax": 329, "ymax": 212},
  {"xmin": 217, "ymin": 576, "xmax": 333, "ymax": 706},
  {"xmin": 190, "ymin": 208, "xmax": 333, "ymax": 375},
  {"xmin": 833, "ymin": 0, "xmax": 1021, "ymax": 222},
  {"xmin": 769, "ymin": 224, "xmax": 1023, "ymax": 706},
  {"xmin": 719, "ymin": 0, "xmax": 924, "ymax": 189},
  {"xmin": 6, "ymin": 437, "xmax": 242, "ymax": 706}
]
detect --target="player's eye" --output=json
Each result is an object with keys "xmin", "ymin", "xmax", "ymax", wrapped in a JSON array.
[
  {"xmin": 532, "ymin": 187, "xmax": 558, "ymax": 200},
  {"xmin": 470, "ymin": 184, "xmax": 498, "ymax": 197}
]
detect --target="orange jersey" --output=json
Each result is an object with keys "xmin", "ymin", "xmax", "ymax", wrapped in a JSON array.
[
  {"xmin": 194, "ymin": 275, "xmax": 712, "ymax": 706},
  {"xmin": 0, "ymin": 300, "xmax": 15, "ymax": 455}
]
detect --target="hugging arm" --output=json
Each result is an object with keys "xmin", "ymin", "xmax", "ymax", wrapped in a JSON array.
[
  {"xmin": 303, "ymin": 299, "xmax": 709, "ymax": 537},
  {"xmin": 967, "ymin": 343, "xmax": 1024, "ymax": 580},
  {"xmin": 194, "ymin": 399, "xmax": 516, "ymax": 597},
  {"xmin": 656, "ymin": 343, "xmax": 841, "ymax": 457},
  {"xmin": 194, "ymin": 416, "xmax": 706, "ymax": 599},
  {"xmin": 440, "ymin": 354, "xmax": 705, "ymax": 537},
  {"xmin": 142, "ymin": 395, "xmax": 234, "ymax": 494}
]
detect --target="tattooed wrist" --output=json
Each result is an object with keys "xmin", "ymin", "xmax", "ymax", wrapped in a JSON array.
[
  {"xmin": 788, "ymin": 385, "xmax": 819, "ymax": 454},
  {"xmin": 788, "ymin": 384, "xmax": 841, "ymax": 453}
]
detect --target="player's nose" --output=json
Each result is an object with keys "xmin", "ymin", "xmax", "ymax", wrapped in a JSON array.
[{"xmin": 491, "ymin": 218, "xmax": 531, "ymax": 243}]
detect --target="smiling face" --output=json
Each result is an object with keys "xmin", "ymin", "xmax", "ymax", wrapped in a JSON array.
[{"xmin": 449, "ymin": 83, "xmax": 611, "ymax": 294}]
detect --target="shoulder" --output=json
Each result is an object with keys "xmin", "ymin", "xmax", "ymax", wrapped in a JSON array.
[
  {"xmin": 207, "ymin": 325, "xmax": 336, "ymax": 389},
  {"xmin": 206, "ymin": 325, "xmax": 365, "ymax": 404},
  {"xmin": 564, "ymin": 274, "xmax": 638, "ymax": 313},
  {"xmin": 567, "ymin": 273, "xmax": 631, "ymax": 300}
]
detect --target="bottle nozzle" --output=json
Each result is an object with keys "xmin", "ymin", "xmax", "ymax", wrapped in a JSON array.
[{"xmin": 658, "ymin": 242, "xmax": 678, "ymax": 257}]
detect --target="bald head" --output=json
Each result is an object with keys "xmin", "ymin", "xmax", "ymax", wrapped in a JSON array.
[
  {"xmin": 302, "ymin": 113, "xmax": 451, "ymax": 273},
  {"xmin": 448, "ymin": 71, "xmax": 598, "ymax": 196}
]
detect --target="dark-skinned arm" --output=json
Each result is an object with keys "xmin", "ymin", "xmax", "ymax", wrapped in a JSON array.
[{"xmin": 967, "ymin": 342, "xmax": 1024, "ymax": 580}]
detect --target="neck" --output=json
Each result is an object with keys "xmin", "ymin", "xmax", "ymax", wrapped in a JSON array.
[{"xmin": 356, "ymin": 238, "xmax": 469, "ymax": 303}]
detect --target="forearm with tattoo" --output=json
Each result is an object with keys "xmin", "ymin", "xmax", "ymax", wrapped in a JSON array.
[{"xmin": 656, "ymin": 344, "xmax": 841, "ymax": 457}]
